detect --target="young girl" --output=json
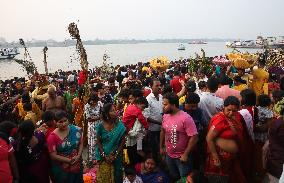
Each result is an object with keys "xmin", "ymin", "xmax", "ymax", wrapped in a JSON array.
[{"xmin": 84, "ymin": 94, "xmax": 103, "ymax": 162}]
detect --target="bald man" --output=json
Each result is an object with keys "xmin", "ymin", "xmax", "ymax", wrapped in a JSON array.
[{"xmin": 42, "ymin": 85, "xmax": 66, "ymax": 113}]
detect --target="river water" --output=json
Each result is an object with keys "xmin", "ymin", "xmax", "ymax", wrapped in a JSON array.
[{"xmin": 0, "ymin": 42, "xmax": 261, "ymax": 80}]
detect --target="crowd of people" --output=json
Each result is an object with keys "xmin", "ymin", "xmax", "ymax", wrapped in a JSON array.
[{"xmin": 1, "ymin": 56, "xmax": 284, "ymax": 183}]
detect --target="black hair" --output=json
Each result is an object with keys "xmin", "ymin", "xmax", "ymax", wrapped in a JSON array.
[
  {"xmin": 101, "ymin": 103, "xmax": 113, "ymax": 121},
  {"xmin": 23, "ymin": 102, "xmax": 32, "ymax": 111},
  {"xmin": 15, "ymin": 120, "xmax": 36, "ymax": 164},
  {"xmin": 198, "ymin": 81, "xmax": 207, "ymax": 89},
  {"xmin": 149, "ymin": 78, "xmax": 160, "ymax": 87},
  {"xmin": 163, "ymin": 92, "xmax": 179, "ymax": 108},
  {"xmin": 162, "ymin": 84, "xmax": 173, "ymax": 95},
  {"xmin": 143, "ymin": 154, "xmax": 158, "ymax": 164},
  {"xmin": 0, "ymin": 121, "xmax": 16, "ymax": 144},
  {"xmin": 240, "ymin": 89, "xmax": 256, "ymax": 106},
  {"xmin": 124, "ymin": 166, "xmax": 136, "ymax": 176},
  {"xmin": 42, "ymin": 111, "xmax": 55, "ymax": 123},
  {"xmin": 185, "ymin": 92, "xmax": 200, "ymax": 104},
  {"xmin": 207, "ymin": 77, "xmax": 219, "ymax": 92},
  {"xmin": 180, "ymin": 66, "xmax": 187, "ymax": 74},
  {"xmin": 96, "ymin": 83, "xmax": 104, "ymax": 90},
  {"xmin": 186, "ymin": 80, "xmax": 197, "ymax": 93},
  {"xmin": 219, "ymin": 74, "xmax": 233, "ymax": 86},
  {"xmin": 55, "ymin": 110, "xmax": 68, "ymax": 121},
  {"xmin": 258, "ymin": 94, "xmax": 272, "ymax": 107},
  {"xmin": 118, "ymin": 89, "xmax": 130, "ymax": 98},
  {"xmin": 135, "ymin": 97, "xmax": 149, "ymax": 108},
  {"xmin": 173, "ymin": 70, "xmax": 180, "ymax": 76},
  {"xmin": 88, "ymin": 94, "xmax": 99, "ymax": 103},
  {"xmin": 129, "ymin": 89, "xmax": 143, "ymax": 98},
  {"xmin": 224, "ymin": 96, "xmax": 240, "ymax": 108}
]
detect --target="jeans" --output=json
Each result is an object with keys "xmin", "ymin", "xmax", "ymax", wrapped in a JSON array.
[{"xmin": 165, "ymin": 154, "xmax": 192, "ymax": 180}]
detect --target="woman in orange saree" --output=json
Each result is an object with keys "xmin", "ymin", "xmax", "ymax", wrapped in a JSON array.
[
  {"xmin": 72, "ymin": 88, "xmax": 87, "ymax": 145},
  {"xmin": 205, "ymin": 96, "xmax": 247, "ymax": 183}
]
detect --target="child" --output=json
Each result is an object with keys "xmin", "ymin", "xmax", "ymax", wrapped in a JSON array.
[
  {"xmin": 123, "ymin": 166, "xmax": 143, "ymax": 183},
  {"xmin": 23, "ymin": 103, "xmax": 37, "ymax": 124},
  {"xmin": 255, "ymin": 94, "xmax": 273, "ymax": 143},
  {"xmin": 197, "ymin": 80, "xmax": 207, "ymax": 94},
  {"xmin": 84, "ymin": 94, "xmax": 103, "ymax": 162},
  {"xmin": 123, "ymin": 97, "xmax": 149, "ymax": 164}
]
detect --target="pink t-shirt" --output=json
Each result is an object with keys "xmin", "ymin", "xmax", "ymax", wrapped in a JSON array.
[{"xmin": 162, "ymin": 110, "xmax": 198, "ymax": 158}]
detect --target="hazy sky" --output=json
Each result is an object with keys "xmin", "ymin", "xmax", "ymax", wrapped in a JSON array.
[{"xmin": 1, "ymin": 0, "xmax": 284, "ymax": 41}]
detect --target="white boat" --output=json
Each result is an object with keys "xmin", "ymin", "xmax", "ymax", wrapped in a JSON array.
[
  {"xmin": 0, "ymin": 47, "xmax": 20, "ymax": 59},
  {"xmin": 178, "ymin": 44, "xmax": 186, "ymax": 51}
]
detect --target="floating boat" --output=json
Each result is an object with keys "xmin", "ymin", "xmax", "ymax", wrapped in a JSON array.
[
  {"xmin": 188, "ymin": 41, "xmax": 207, "ymax": 44},
  {"xmin": 178, "ymin": 44, "xmax": 186, "ymax": 51},
  {"xmin": 0, "ymin": 47, "xmax": 20, "ymax": 59}
]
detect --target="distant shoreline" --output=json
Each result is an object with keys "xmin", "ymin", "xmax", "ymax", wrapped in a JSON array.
[{"xmin": 0, "ymin": 39, "xmax": 231, "ymax": 48}]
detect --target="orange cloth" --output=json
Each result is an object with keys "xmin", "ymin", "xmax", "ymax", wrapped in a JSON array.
[
  {"xmin": 72, "ymin": 98, "xmax": 84, "ymax": 127},
  {"xmin": 17, "ymin": 102, "xmax": 42, "ymax": 121},
  {"xmin": 251, "ymin": 68, "xmax": 269, "ymax": 96}
]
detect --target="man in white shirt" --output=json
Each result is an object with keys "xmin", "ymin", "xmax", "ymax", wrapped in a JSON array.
[
  {"xmin": 199, "ymin": 77, "xmax": 224, "ymax": 126},
  {"xmin": 67, "ymin": 73, "xmax": 75, "ymax": 83},
  {"xmin": 144, "ymin": 78, "xmax": 163, "ymax": 161}
]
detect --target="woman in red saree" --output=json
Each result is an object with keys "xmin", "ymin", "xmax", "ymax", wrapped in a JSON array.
[{"xmin": 205, "ymin": 96, "xmax": 247, "ymax": 183}]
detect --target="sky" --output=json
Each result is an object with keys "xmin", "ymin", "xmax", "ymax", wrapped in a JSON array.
[{"xmin": 1, "ymin": 0, "xmax": 284, "ymax": 42}]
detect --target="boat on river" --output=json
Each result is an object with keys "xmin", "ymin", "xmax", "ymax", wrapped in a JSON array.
[
  {"xmin": 0, "ymin": 47, "xmax": 20, "ymax": 59},
  {"xmin": 178, "ymin": 44, "xmax": 186, "ymax": 51}
]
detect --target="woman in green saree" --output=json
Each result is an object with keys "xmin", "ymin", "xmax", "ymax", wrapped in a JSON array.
[
  {"xmin": 96, "ymin": 103, "xmax": 126, "ymax": 183},
  {"xmin": 63, "ymin": 82, "xmax": 78, "ymax": 121},
  {"xmin": 47, "ymin": 110, "xmax": 84, "ymax": 183}
]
